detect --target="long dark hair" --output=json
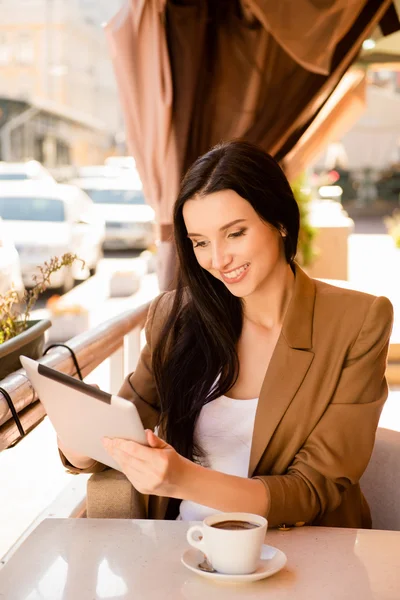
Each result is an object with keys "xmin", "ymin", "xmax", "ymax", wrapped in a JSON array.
[{"xmin": 152, "ymin": 140, "xmax": 300, "ymax": 460}]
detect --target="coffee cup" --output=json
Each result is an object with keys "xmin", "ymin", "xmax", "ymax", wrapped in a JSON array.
[{"xmin": 186, "ymin": 512, "xmax": 268, "ymax": 575}]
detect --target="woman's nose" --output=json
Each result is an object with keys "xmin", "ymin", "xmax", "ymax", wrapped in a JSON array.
[{"xmin": 211, "ymin": 243, "xmax": 232, "ymax": 271}]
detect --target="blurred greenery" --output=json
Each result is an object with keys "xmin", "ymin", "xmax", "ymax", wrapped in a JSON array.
[
  {"xmin": 0, "ymin": 253, "xmax": 83, "ymax": 344},
  {"xmin": 384, "ymin": 209, "xmax": 400, "ymax": 249},
  {"xmin": 291, "ymin": 174, "xmax": 318, "ymax": 268}
]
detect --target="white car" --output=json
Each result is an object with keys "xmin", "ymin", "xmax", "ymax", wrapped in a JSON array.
[
  {"xmin": 0, "ymin": 182, "xmax": 105, "ymax": 293},
  {"xmin": 0, "ymin": 218, "xmax": 24, "ymax": 298},
  {"xmin": 0, "ymin": 160, "xmax": 56, "ymax": 183},
  {"xmin": 70, "ymin": 176, "xmax": 155, "ymax": 250},
  {"xmin": 75, "ymin": 165, "xmax": 123, "ymax": 179},
  {"xmin": 104, "ymin": 156, "xmax": 136, "ymax": 170}
]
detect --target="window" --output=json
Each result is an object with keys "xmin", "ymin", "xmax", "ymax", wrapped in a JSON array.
[
  {"xmin": 83, "ymin": 189, "xmax": 146, "ymax": 205},
  {"xmin": 0, "ymin": 33, "xmax": 12, "ymax": 65},
  {"xmin": 17, "ymin": 72, "xmax": 34, "ymax": 99},
  {"xmin": 0, "ymin": 197, "xmax": 65, "ymax": 222},
  {"xmin": 15, "ymin": 33, "xmax": 34, "ymax": 65},
  {"xmin": 0, "ymin": 174, "xmax": 29, "ymax": 181}
]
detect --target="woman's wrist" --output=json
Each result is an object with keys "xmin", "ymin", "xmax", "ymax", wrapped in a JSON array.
[
  {"xmin": 168, "ymin": 454, "xmax": 198, "ymax": 499},
  {"xmin": 175, "ymin": 458, "xmax": 270, "ymax": 516}
]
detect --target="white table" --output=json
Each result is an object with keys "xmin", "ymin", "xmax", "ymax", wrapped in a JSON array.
[{"xmin": 0, "ymin": 519, "xmax": 399, "ymax": 600}]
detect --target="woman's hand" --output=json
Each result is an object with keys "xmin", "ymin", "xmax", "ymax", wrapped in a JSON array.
[
  {"xmin": 102, "ymin": 430, "xmax": 189, "ymax": 498},
  {"xmin": 103, "ymin": 431, "xmax": 269, "ymax": 515}
]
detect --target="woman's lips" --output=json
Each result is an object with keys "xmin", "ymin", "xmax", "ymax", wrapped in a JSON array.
[{"xmin": 220, "ymin": 263, "xmax": 250, "ymax": 284}]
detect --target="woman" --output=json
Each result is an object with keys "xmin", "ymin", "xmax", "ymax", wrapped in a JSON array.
[{"xmin": 59, "ymin": 140, "xmax": 393, "ymax": 528}]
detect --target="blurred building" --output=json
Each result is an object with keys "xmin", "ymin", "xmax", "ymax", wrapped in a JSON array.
[
  {"xmin": 0, "ymin": 0, "xmax": 124, "ymax": 166},
  {"xmin": 315, "ymin": 78, "xmax": 400, "ymax": 172},
  {"xmin": 79, "ymin": 0, "xmax": 125, "ymax": 27}
]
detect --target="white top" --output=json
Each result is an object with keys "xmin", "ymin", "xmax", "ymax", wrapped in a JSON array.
[{"xmin": 179, "ymin": 394, "xmax": 258, "ymax": 521}]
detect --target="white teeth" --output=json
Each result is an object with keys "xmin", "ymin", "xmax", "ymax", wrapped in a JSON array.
[{"xmin": 223, "ymin": 264, "xmax": 249, "ymax": 279}]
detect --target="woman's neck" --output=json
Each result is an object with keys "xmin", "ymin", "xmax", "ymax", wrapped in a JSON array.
[{"xmin": 242, "ymin": 262, "xmax": 295, "ymax": 330}]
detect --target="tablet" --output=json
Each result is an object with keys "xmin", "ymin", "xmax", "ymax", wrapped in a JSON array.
[{"xmin": 20, "ymin": 355, "xmax": 148, "ymax": 471}]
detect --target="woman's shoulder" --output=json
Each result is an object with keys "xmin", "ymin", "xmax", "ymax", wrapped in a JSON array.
[
  {"xmin": 313, "ymin": 278, "xmax": 393, "ymax": 325},
  {"xmin": 314, "ymin": 277, "xmax": 391, "ymax": 304}
]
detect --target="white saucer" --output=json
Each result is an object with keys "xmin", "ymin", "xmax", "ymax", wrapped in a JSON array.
[{"xmin": 181, "ymin": 544, "xmax": 287, "ymax": 583}]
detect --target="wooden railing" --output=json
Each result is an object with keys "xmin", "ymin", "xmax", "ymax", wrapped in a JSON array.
[{"xmin": 0, "ymin": 302, "xmax": 150, "ymax": 450}]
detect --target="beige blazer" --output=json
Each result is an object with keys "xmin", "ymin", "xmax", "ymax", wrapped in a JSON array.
[{"xmin": 63, "ymin": 265, "xmax": 393, "ymax": 528}]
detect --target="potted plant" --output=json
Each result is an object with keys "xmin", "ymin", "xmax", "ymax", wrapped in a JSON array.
[{"xmin": 0, "ymin": 253, "xmax": 83, "ymax": 380}]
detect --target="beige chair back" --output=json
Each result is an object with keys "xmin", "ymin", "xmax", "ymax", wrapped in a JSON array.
[{"xmin": 360, "ymin": 427, "xmax": 400, "ymax": 531}]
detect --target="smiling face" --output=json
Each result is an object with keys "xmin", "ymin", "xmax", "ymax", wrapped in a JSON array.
[{"xmin": 183, "ymin": 189, "xmax": 287, "ymax": 298}]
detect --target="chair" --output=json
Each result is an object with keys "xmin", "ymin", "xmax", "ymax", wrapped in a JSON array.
[
  {"xmin": 360, "ymin": 427, "xmax": 400, "ymax": 531},
  {"xmin": 87, "ymin": 470, "xmax": 147, "ymax": 519}
]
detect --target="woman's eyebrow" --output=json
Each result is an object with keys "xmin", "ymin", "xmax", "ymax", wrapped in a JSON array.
[{"xmin": 187, "ymin": 219, "xmax": 247, "ymax": 237}]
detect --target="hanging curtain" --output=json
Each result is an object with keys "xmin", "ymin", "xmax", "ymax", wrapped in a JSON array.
[{"xmin": 105, "ymin": 0, "xmax": 395, "ymax": 289}]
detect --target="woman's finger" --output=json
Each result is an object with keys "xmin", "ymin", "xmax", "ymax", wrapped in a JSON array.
[
  {"xmin": 146, "ymin": 429, "xmax": 169, "ymax": 449},
  {"xmin": 106, "ymin": 445, "xmax": 143, "ymax": 473},
  {"xmin": 102, "ymin": 440, "xmax": 143, "ymax": 470},
  {"xmin": 106, "ymin": 450, "xmax": 160, "ymax": 494},
  {"xmin": 102, "ymin": 442, "xmax": 162, "ymax": 483},
  {"xmin": 103, "ymin": 437, "xmax": 147, "ymax": 462}
]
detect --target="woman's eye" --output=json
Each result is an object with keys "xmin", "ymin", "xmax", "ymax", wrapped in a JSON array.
[
  {"xmin": 228, "ymin": 229, "xmax": 246, "ymax": 239},
  {"xmin": 193, "ymin": 240, "xmax": 207, "ymax": 248}
]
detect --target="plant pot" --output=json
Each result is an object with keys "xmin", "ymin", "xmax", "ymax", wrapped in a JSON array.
[{"xmin": 0, "ymin": 319, "xmax": 51, "ymax": 380}]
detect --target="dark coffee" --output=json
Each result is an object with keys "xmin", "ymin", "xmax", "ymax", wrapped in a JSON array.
[{"xmin": 211, "ymin": 520, "xmax": 260, "ymax": 531}]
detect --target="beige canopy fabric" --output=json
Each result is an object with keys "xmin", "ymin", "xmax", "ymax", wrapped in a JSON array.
[
  {"xmin": 240, "ymin": 0, "xmax": 368, "ymax": 75},
  {"xmin": 284, "ymin": 69, "xmax": 367, "ymax": 181},
  {"xmin": 105, "ymin": 1, "xmax": 179, "ymax": 225},
  {"xmin": 105, "ymin": 0, "xmax": 395, "ymax": 289}
]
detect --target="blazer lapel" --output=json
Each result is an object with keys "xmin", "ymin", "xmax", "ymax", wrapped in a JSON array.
[{"xmin": 248, "ymin": 265, "xmax": 316, "ymax": 475}]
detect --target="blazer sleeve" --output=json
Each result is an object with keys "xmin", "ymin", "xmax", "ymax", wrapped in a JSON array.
[
  {"xmin": 253, "ymin": 295, "xmax": 394, "ymax": 527},
  {"xmin": 58, "ymin": 292, "xmax": 167, "ymax": 474}
]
